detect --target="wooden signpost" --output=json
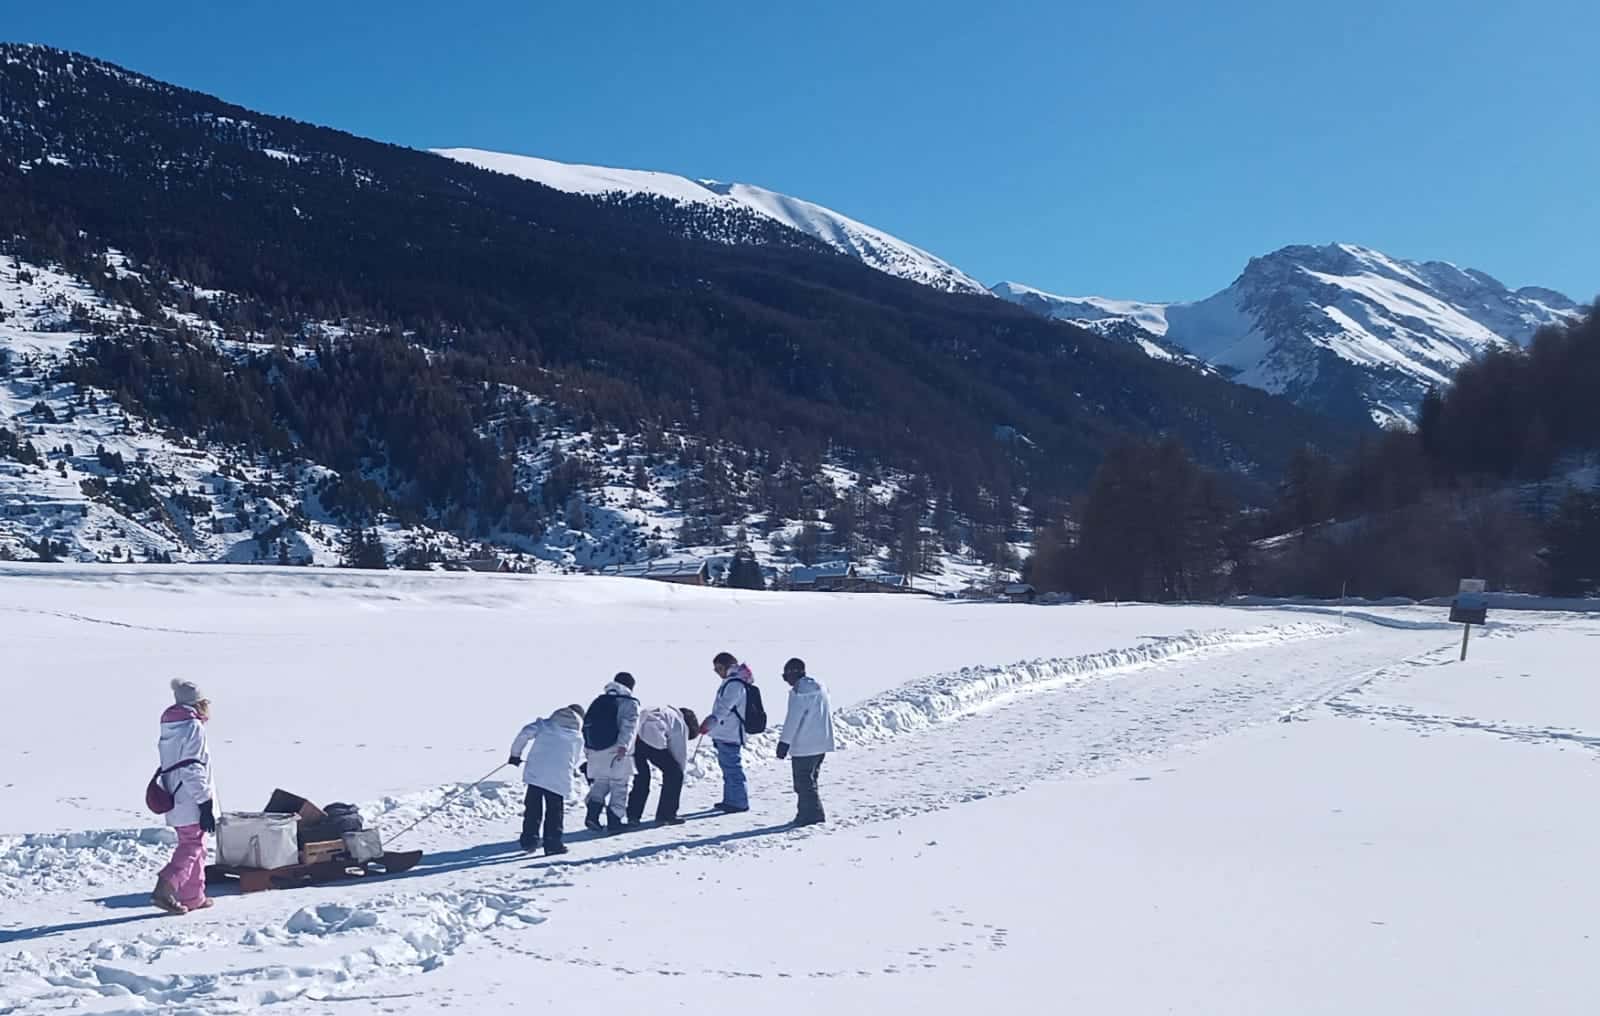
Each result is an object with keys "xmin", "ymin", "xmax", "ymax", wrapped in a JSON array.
[{"xmin": 1449, "ymin": 578, "xmax": 1489, "ymax": 661}]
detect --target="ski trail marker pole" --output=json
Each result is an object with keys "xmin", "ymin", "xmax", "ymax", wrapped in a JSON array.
[{"xmin": 387, "ymin": 762, "xmax": 509, "ymax": 846}]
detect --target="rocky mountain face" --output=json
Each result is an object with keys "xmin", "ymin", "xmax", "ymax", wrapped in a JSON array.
[{"xmin": 995, "ymin": 244, "xmax": 1582, "ymax": 427}]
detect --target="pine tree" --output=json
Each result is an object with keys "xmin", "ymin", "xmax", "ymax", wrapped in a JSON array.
[
  {"xmin": 793, "ymin": 522, "xmax": 822, "ymax": 566},
  {"xmin": 1543, "ymin": 489, "xmax": 1600, "ymax": 596},
  {"xmin": 341, "ymin": 527, "xmax": 389, "ymax": 569},
  {"xmin": 726, "ymin": 550, "xmax": 766, "ymax": 590}
]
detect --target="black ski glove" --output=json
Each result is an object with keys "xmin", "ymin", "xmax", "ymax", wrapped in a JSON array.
[
  {"xmin": 198, "ymin": 800, "xmax": 216, "ymax": 833},
  {"xmin": 508, "ymin": 754, "xmax": 522, "ymax": 766},
  {"xmin": 776, "ymin": 742, "xmax": 790, "ymax": 760}
]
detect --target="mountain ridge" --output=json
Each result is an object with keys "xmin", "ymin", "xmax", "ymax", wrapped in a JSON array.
[
  {"xmin": 0, "ymin": 43, "xmax": 1359, "ymax": 569},
  {"xmin": 431, "ymin": 142, "xmax": 1583, "ymax": 428},
  {"xmin": 434, "ymin": 147, "xmax": 989, "ymax": 296},
  {"xmin": 994, "ymin": 243, "xmax": 1582, "ymax": 425}
]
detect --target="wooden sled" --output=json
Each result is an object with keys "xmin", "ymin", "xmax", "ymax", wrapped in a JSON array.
[{"xmin": 206, "ymin": 850, "xmax": 423, "ymax": 894}]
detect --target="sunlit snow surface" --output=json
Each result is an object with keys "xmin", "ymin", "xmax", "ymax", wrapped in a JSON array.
[{"xmin": 2, "ymin": 566, "xmax": 1595, "ymax": 1012}]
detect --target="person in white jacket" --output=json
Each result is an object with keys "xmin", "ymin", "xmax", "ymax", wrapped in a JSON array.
[
  {"xmin": 776, "ymin": 658, "xmax": 835, "ymax": 827},
  {"xmin": 509, "ymin": 703, "xmax": 586, "ymax": 855},
  {"xmin": 581, "ymin": 674, "xmax": 641, "ymax": 834},
  {"xmin": 153, "ymin": 678, "xmax": 217, "ymax": 914},
  {"xmin": 699, "ymin": 652, "xmax": 753, "ymax": 812},
  {"xmin": 626, "ymin": 705, "xmax": 699, "ymax": 826}
]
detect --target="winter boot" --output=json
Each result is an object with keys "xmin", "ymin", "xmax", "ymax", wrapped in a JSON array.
[
  {"xmin": 584, "ymin": 803, "xmax": 604, "ymax": 832},
  {"xmin": 606, "ymin": 811, "xmax": 627, "ymax": 836},
  {"xmin": 152, "ymin": 879, "xmax": 187, "ymax": 915},
  {"xmin": 543, "ymin": 842, "xmax": 569, "ymax": 857}
]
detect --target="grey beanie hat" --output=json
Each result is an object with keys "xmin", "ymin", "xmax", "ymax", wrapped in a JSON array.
[{"xmin": 171, "ymin": 678, "xmax": 206, "ymax": 706}]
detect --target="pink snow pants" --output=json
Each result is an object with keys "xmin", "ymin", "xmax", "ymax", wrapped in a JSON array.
[{"xmin": 159, "ymin": 825, "xmax": 209, "ymax": 905}]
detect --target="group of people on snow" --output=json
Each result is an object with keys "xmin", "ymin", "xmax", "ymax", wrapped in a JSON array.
[
  {"xmin": 506, "ymin": 651, "xmax": 835, "ymax": 855},
  {"xmin": 148, "ymin": 651, "xmax": 837, "ymax": 914},
  {"xmin": 506, "ymin": 670, "xmax": 701, "ymax": 853}
]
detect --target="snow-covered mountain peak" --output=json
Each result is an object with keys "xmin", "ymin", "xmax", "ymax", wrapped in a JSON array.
[
  {"xmin": 995, "ymin": 243, "xmax": 1582, "ymax": 426},
  {"xmin": 435, "ymin": 148, "xmax": 724, "ymax": 206},
  {"xmin": 990, "ymin": 282, "xmax": 1173, "ymax": 337},
  {"xmin": 435, "ymin": 147, "xmax": 989, "ymax": 296}
]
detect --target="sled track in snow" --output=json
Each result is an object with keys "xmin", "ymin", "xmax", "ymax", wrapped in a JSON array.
[
  {"xmin": 1328, "ymin": 701, "xmax": 1600, "ymax": 751},
  {"xmin": 827, "ymin": 621, "xmax": 1345, "ymax": 746},
  {"xmin": 0, "ymin": 605, "xmax": 230, "ymax": 636}
]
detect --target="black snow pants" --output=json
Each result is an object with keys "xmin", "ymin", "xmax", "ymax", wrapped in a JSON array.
[
  {"xmin": 791, "ymin": 754, "xmax": 825, "ymax": 825},
  {"xmin": 626, "ymin": 742, "xmax": 684, "ymax": 823},
  {"xmin": 522, "ymin": 786, "xmax": 565, "ymax": 850}
]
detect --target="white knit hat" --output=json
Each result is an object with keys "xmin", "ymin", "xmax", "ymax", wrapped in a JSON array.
[{"xmin": 171, "ymin": 678, "xmax": 206, "ymax": 706}]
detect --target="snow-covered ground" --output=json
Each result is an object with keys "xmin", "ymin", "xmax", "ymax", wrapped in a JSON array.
[{"xmin": 1, "ymin": 566, "xmax": 1593, "ymax": 1013}]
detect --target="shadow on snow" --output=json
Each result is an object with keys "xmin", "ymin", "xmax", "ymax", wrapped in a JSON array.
[{"xmin": 3, "ymin": 817, "xmax": 795, "ymax": 944}]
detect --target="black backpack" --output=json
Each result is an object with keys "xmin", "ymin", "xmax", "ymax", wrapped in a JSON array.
[
  {"xmin": 298, "ymin": 802, "xmax": 363, "ymax": 846},
  {"xmin": 583, "ymin": 693, "xmax": 621, "ymax": 750},
  {"xmin": 723, "ymin": 679, "xmax": 768, "ymax": 735}
]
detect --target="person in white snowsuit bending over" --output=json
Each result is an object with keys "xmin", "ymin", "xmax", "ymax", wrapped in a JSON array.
[
  {"xmin": 509, "ymin": 703, "xmax": 586, "ymax": 855},
  {"xmin": 153, "ymin": 679, "xmax": 217, "ymax": 914},
  {"xmin": 626, "ymin": 705, "xmax": 698, "ymax": 826},
  {"xmin": 582, "ymin": 673, "xmax": 640, "ymax": 834},
  {"xmin": 699, "ymin": 652, "xmax": 754, "ymax": 813},
  {"xmin": 777, "ymin": 658, "xmax": 835, "ymax": 827}
]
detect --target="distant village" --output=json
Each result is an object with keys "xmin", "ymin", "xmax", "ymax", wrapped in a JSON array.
[{"xmin": 599, "ymin": 558, "xmax": 1044, "ymax": 602}]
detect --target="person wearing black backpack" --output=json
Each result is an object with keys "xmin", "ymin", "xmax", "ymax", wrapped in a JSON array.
[
  {"xmin": 582, "ymin": 673, "xmax": 640, "ymax": 834},
  {"xmin": 697, "ymin": 652, "xmax": 766, "ymax": 813}
]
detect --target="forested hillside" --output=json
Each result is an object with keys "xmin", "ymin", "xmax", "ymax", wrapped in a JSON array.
[
  {"xmin": 0, "ymin": 44, "xmax": 1358, "ymax": 572},
  {"xmin": 1029, "ymin": 307, "xmax": 1600, "ymax": 599}
]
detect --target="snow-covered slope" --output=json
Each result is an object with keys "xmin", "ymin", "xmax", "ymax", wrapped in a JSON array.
[
  {"xmin": 988, "ymin": 282, "xmax": 1204, "ymax": 365},
  {"xmin": 995, "ymin": 244, "xmax": 1584, "ymax": 425},
  {"xmin": 0, "ymin": 252, "xmax": 1015, "ymax": 582},
  {"xmin": 435, "ymin": 148, "xmax": 989, "ymax": 296}
]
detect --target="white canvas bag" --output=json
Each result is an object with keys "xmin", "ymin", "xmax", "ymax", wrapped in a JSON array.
[{"xmin": 216, "ymin": 812, "xmax": 300, "ymax": 870}]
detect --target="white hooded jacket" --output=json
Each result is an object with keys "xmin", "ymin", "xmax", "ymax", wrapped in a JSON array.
[
  {"xmin": 157, "ymin": 704, "xmax": 215, "ymax": 828},
  {"xmin": 511, "ymin": 707, "xmax": 585, "ymax": 796},
  {"xmin": 705, "ymin": 664, "xmax": 753, "ymax": 745},
  {"xmin": 779, "ymin": 675, "xmax": 836, "ymax": 758},
  {"xmin": 636, "ymin": 705, "xmax": 691, "ymax": 768}
]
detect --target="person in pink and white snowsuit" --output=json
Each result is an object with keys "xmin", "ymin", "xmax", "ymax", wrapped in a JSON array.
[{"xmin": 153, "ymin": 679, "xmax": 217, "ymax": 914}]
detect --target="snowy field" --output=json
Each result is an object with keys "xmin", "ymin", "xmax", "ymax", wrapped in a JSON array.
[{"xmin": 1, "ymin": 565, "xmax": 1595, "ymax": 1013}]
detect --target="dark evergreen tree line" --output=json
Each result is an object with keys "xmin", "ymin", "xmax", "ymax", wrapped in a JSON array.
[{"xmin": 1030, "ymin": 308, "xmax": 1600, "ymax": 600}]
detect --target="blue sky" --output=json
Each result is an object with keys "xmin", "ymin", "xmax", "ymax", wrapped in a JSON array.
[{"xmin": 10, "ymin": 0, "xmax": 1598, "ymax": 301}]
